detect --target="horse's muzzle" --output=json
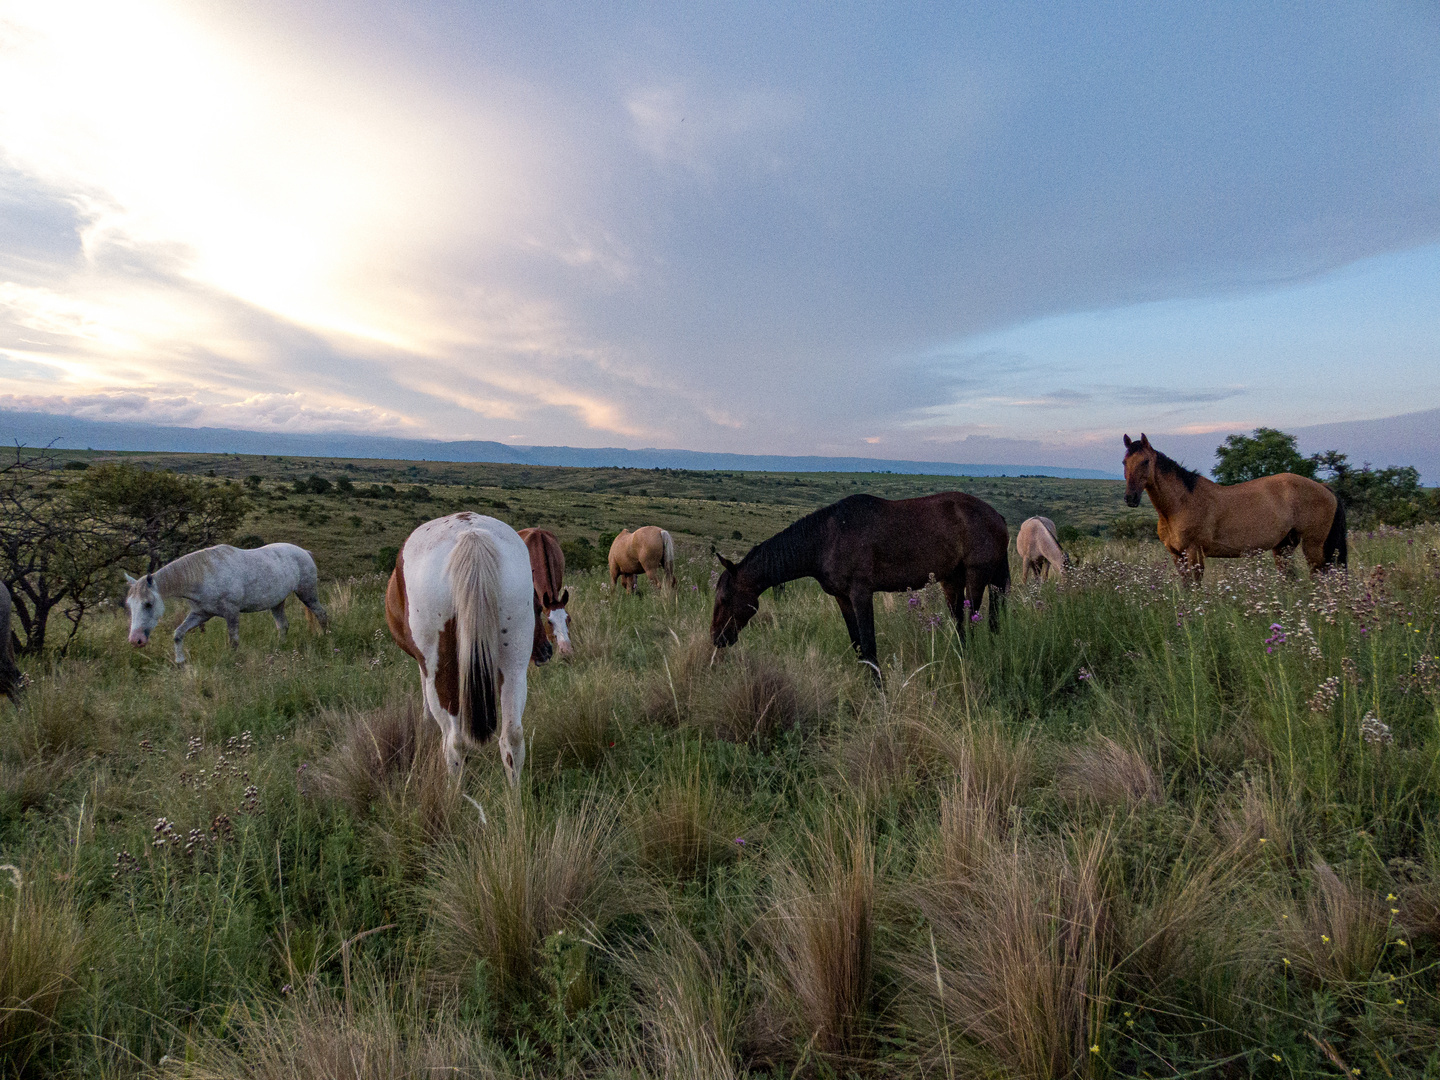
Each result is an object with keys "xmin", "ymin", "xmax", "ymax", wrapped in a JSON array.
[
  {"xmin": 129, "ymin": 630, "xmax": 149, "ymax": 647},
  {"xmin": 1124, "ymin": 492, "xmax": 1141, "ymax": 508}
]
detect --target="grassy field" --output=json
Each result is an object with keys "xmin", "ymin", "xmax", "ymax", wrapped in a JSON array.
[
  {"xmin": 43, "ymin": 450, "xmax": 1140, "ymax": 580},
  {"xmin": 2, "ymin": 462, "xmax": 1439, "ymax": 1079}
]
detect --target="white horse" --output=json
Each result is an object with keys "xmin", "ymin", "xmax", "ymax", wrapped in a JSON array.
[
  {"xmin": 1016, "ymin": 516, "xmax": 1068, "ymax": 583},
  {"xmin": 384, "ymin": 513, "xmax": 546, "ymax": 790},
  {"xmin": 125, "ymin": 543, "xmax": 328, "ymax": 663}
]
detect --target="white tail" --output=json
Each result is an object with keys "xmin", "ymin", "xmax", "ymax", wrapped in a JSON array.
[
  {"xmin": 446, "ymin": 529, "xmax": 504, "ymax": 742},
  {"xmin": 661, "ymin": 529, "xmax": 676, "ymax": 585}
]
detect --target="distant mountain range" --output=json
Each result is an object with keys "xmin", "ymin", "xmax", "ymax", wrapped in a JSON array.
[{"xmin": 0, "ymin": 410, "xmax": 1120, "ymax": 479}]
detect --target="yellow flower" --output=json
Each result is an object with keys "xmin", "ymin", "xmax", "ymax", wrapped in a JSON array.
[
  {"xmin": 1282, "ymin": 957, "xmax": 1291, "ymax": 966},
  {"xmin": 1387, "ymin": 893, "xmax": 1397, "ymax": 901},
  {"xmin": 1090, "ymin": 1044, "xmax": 1100, "ymax": 1054},
  {"xmin": 1127, "ymin": 1020, "xmax": 1135, "ymax": 1028},
  {"xmin": 1395, "ymin": 998, "xmax": 1405, "ymax": 1005},
  {"xmin": 1321, "ymin": 934, "xmax": 1331, "ymax": 943},
  {"xmin": 1258, "ymin": 837, "xmax": 1268, "ymax": 844},
  {"xmin": 1396, "ymin": 939, "xmax": 1408, "ymax": 947},
  {"xmin": 1272, "ymin": 1054, "xmax": 1283, "ymax": 1062},
  {"xmin": 1391, "ymin": 908, "xmax": 1400, "ymax": 914}
]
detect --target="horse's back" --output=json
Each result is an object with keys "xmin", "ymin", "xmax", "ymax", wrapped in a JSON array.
[
  {"xmin": 518, "ymin": 527, "xmax": 565, "ymax": 599},
  {"xmin": 400, "ymin": 514, "xmax": 532, "ymax": 620},
  {"xmin": 818, "ymin": 491, "xmax": 1008, "ymax": 586},
  {"xmin": 1211, "ymin": 472, "xmax": 1337, "ymax": 550}
]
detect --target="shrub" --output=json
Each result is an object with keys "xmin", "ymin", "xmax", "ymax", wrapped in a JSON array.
[
  {"xmin": 1054, "ymin": 735, "xmax": 1161, "ymax": 808},
  {"xmin": 561, "ymin": 539, "xmax": 604, "ymax": 573},
  {"xmin": 620, "ymin": 923, "xmax": 741, "ymax": 1080},
  {"xmin": 0, "ymin": 873, "xmax": 85, "ymax": 1070},
  {"xmin": 233, "ymin": 533, "xmax": 266, "ymax": 549},
  {"xmin": 374, "ymin": 547, "xmax": 399, "ymax": 574}
]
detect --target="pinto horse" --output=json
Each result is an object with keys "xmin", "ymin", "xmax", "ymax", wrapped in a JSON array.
[
  {"xmin": 1017, "ymin": 516, "xmax": 1068, "ymax": 582},
  {"xmin": 125, "ymin": 543, "xmax": 328, "ymax": 663},
  {"xmin": 711, "ymin": 492, "xmax": 1010, "ymax": 677},
  {"xmin": 608, "ymin": 526, "xmax": 676, "ymax": 592},
  {"xmin": 1122, "ymin": 433, "xmax": 1346, "ymax": 581},
  {"xmin": 517, "ymin": 527, "xmax": 572, "ymax": 658},
  {"xmin": 385, "ymin": 513, "xmax": 547, "ymax": 787}
]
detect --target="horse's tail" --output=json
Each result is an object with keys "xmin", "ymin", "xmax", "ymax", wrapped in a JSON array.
[
  {"xmin": 660, "ymin": 529, "xmax": 676, "ymax": 586},
  {"xmin": 447, "ymin": 529, "xmax": 503, "ymax": 743},
  {"xmin": 1323, "ymin": 497, "xmax": 1348, "ymax": 569}
]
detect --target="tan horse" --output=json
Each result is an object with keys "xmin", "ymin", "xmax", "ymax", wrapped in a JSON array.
[
  {"xmin": 1122, "ymin": 433, "xmax": 1346, "ymax": 581},
  {"xmin": 608, "ymin": 526, "xmax": 676, "ymax": 592},
  {"xmin": 1017, "ymin": 516, "xmax": 1067, "ymax": 582}
]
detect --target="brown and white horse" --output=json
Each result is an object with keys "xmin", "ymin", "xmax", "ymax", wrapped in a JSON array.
[
  {"xmin": 608, "ymin": 526, "xmax": 676, "ymax": 592},
  {"xmin": 1016, "ymin": 516, "xmax": 1067, "ymax": 582},
  {"xmin": 517, "ymin": 527, "xmax": 572, "ymax": 658},
  {"xmin": 1122, "ymin": 433, "xmax": 1346, "ymax": 581},
  {"xmin": 385, "ymin": 513, "xmax": 549, "ymax": 791}
]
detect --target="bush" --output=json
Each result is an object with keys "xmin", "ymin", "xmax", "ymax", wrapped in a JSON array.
[
  {"xmin": 233, "ymin": 534, "xmax": 266, "ymax": 549},
  {"xmin": 561, "ymin": 539, "xmax": 604, "ymax": 573},
  {"xmin": 1110, "ymin": 515, "xmax": 1158, "ymax": 541},
  {"xmin": 374, "ymin": 547, "xmax": 399, "ymax": 574},
  {"xmin": 61, "ymin": 460, "xmax": 88, "ymax": 471},
  {"xmin": 295, "ymin": 474, "xmax": 332, "ymax": 495}
]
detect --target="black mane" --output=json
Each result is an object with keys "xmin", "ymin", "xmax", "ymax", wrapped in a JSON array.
[
  {"xmin": 1155, "ymin": 451, "xmax": 1201, "ymax": 492},
  {"xmin": 738, "ymin": 495, "xmax": 872, "ymax": 587}
]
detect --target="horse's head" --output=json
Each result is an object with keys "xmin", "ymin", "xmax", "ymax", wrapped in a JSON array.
[
  {"xmin": 123, "ymin": 572, "xmax": 163, "ymax": 647},
  {"xmin": 541, "ymin": 587, "xmax": 572, "ymax": 658},
  {"xmin": 1122, "ymin": 433, "xmax": 1156, "ymax": 508},
  {"xmin": 710, "ymin": 551, "xmax": 760, "ymax": 648},
  {"xmin": 530, "ymin": 590, "xmax": 554, "ymax": 665}
]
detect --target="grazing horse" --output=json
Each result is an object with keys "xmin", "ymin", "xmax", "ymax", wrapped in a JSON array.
[
  {"xmin": 124, "ymin": 543, "xmax": 328, "ymax": 663},
  {"xmin": 1017, "ymin": 516, "xmax": 1068, "ymax": 582},
  {"xmin": 517, "ymin": 527, "xmax": 572, "ymax": 659},
  {"xmin": 711, "ymin": 493, "xmax": 1010, "ymax": 677},
  {"xmin": 385, "ymin": 513, "xmax": 546, "ymax": 784},
  {"xmin": 0, "ymin": 587, "xmax": 19, "ymax": 702},
  {"xmin": 1122, "ymin": 433, "xmax": 1346, "ymax": 581},
  {"xmin": 608, "ymin": 526, "xmax": 676, "ymax": 592}
]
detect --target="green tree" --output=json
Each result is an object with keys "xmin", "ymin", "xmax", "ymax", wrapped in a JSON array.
[
  {"xmin": 1212, "ymin": 428, "xmax": 1316, "ymax": 484},
  {"xmin": 1311, "ymin": 451, "xmax": 1439, "ymax": 528},
  {"xmin": 76, "ymin": 464, "xmax": 249, "ymax": 571}
]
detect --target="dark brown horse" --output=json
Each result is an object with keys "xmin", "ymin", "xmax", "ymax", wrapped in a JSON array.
[
  {"xmin": 1122, "ymin": 433, "xmax": 1346, "ymax": 581},
  {"xmin": 711, "ymin": 492, "xmax": 1010, "ymax": 676},
  {"xmin": 517, "ymin": 527, "xmax": 572, "ymax": 658}
]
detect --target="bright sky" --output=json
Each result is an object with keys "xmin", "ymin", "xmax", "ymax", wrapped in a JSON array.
[{"xmin": 2, "ymin": 0, "xmax": 1438, "ymax": 467}]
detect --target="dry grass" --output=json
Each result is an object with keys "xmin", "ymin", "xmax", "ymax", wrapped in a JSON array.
[
  {"xmin": 10, "ymin": 667, "xmax": 114, "ymax": 761},
  {"xmin": 428, "ymin": 793, "xmax": 618, "ymax": 1000},
  {"xmin": 527, "ymin": 670, "xmax": 619, "ymax": 773},
  {"xmin": 694, "ymin": 651, "xmax": 835, "ymax": 746},
  {"xmin": 315, "ymin": 696, "xmax": 429, "ymax": 816},
  {"xmin": 1282, "ymin": 861, "xmax": 1391, "ymax": 987},
  {"xmin": 1054, "ymin": 734, "xmax": 1162, "ymax": 808},
  {"xmin": 755, "ymin": 818, "xmax": 877, "ymax": 1066},
  {"xmin": 0, "ymin": 873, "xmax": 85, "ymax": 1071},
  {"xmin": 620, "ymin": 922, "xmax": 741, "ymax": 1080},
  {"xmin": 159, "ymin": 972, "xmax": 510, "ymax": 1080},
  {"xmin": 909, "ymin": 827, "xmax": 1114, "ymax": 1080},
  {"xmin": 640, "ymin": 632, "xmax": 717, "ymax": 728},
  {"xmin": 1219, "ymin": 775, "xmax": 1303, "ymax": 868},
  {"xmin": 630, "ymin": 754, "xmax": 742, "ymax": 880}
]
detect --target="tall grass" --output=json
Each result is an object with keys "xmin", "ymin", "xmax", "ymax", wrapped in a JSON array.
[{"xmin": 1, "ymin": 525, "xmax": 1437, "ymax": 1077}]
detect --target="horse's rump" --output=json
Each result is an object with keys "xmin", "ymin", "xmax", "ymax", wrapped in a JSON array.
[{"xmin": 0, "ymin": 587, "xmax": 18, "ymax": 702}]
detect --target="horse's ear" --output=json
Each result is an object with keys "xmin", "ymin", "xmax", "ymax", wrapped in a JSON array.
[
  {"xmin": 1139, "ymin": 433, "xmax": 1151, "ymax": 449},
  {"xmin": 541, "ymin": 590, "xmax": 554, "ymax": 609},
  {"xmin": 714, "ymin": 549, "xmax": 736, "ymax": 573},
  {"xmin": 1123, "ymin": 434, "xmax": 1132, "ymax": 450},
  {"xmin": 123, "ymin": 571, "xmax": 136, "ymax": 584},
  {"xmin": 558, "ymin": 588, "xmax": 569, "ymax": 607}
]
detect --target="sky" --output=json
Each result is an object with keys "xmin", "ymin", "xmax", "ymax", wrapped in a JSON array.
[{"xmin": 1, "ymin": 0, "xmax": 1438, "ymax": 471}]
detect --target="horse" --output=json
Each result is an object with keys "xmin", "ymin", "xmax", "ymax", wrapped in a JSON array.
[
  {"xmin": 385, "ymin": 513, "xmax": 547, "ymax": 786},
  {"xmin": 1017, "ymin": 516, "xmax": 1068, "ymax": 582},
  {"xmin": 1122, "ymin": 433, "xmax": 1346, "ymax": 581},
  {"xmin": 608, "ymin": 526, "xmax": 676, "ymax": 592},
  {"xmin": 124, "ymin": 543, "xmax": 328, "ymax": 663},
  {"xmin": 517, "ymin": 527, "xmax": 572, "ymax": 658},
  {"xmin": 711, "ymin": 492, "xmax": 1010, "ymax": 678},
  {"xmin": 0, "ymin": 587, "xmax": 19, "ymax": 702}
]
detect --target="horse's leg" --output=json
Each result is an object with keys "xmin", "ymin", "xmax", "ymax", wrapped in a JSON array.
[
  {"xmin": 833, "ymin": 593, "xmax": 863, "ymax": 655},
  {"xmin": 498, "ymin": 665, "xmax": 528, "ymax": 787},
  {"xmin": 271, "ymin": 601, "xmax": 289, "ymax": 643},
  {"xmin": 849, "ymin": 589, "xmax": 880, "ymax": 679},
  {"xmin": 1183, "ymin": 545, "xmax": 1205, "ymax": 585},
  {"xmin": 295, "ymin": 581, "xmax": 329, "ymax": 629},
  {"xmin": 986, "ymin": 566, "xmax": 1007, "ymax": 631},
  {"xmin": 223, "ymin": 612, "xmax": 241, "ymax": 649},
  {"xmin": 173, "ymin": 610, "xmax": 210, "ymax": 664},
  {"xmin": 423, "ymin": 676, "xmax": 464, "ymax": 776}
]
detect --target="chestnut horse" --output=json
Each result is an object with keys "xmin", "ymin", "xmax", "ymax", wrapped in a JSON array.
[
  {"xmin": 1017, "ymin": 516, "xmax": 1067, "ymax": 582},
  {"xmin": 711, "ymin": 492, "xmax": 1009, "ymax": 678},
  {"xmin": 608, "ymin": 526, "xmax": 676, "ymax": 592},
  {"xmin": 1122, "ymin": 433, "xmax": 1346, "ymax": 581},
  {"xmin": 517, "ymin": 527, "xmax": 572, "ymax": 658}
]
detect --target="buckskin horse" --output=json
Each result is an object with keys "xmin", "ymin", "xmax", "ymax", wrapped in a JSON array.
[
  {"xmin": 517, "ymin": 527, "xmax": 572, "ymax": 658},
  {"xmin": 711, "ymin": 492, "xmax": 1010, "ymax": 678},
  {"xmin": 1122, "ymin": 433, "xmax": 1346, "ymax": 581},
  {"xmin": 385, "ymin": 513, "xmax": 549, "ymax": 796},
  {"xmin": 608, "ymin": 526, "xmax": 676, "ymax": 592},
  {"xmin": 124, "ymin": 543, "xmax": 328, "ymax": 663}
]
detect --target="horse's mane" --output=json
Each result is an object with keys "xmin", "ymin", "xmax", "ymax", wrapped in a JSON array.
[
  {"xmin": 740, "ymin": 496, "xmax": 865, "ymax": 586},
  {"xmin": 1127, "ymin": 445, "xmax": 1202, "ymax": 493},
  {"xmin": 151, "ymin": 547, "xmax": 223, "ymax": 596}
]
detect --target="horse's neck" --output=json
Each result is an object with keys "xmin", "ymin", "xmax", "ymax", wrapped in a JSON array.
[
  {"xmin": 742, "ymin": 530, "xmax": 818, "ymax": 591},
  {"xmin": 1145, "ymin": 474, "xmax": 1186, "ymax": 521}
]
